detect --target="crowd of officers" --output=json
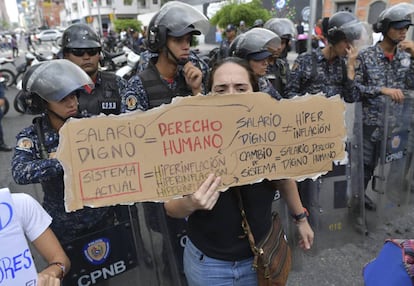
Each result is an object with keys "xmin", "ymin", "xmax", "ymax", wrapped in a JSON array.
[{"xmin": 6, "ymin": 1, "xmax": 414, "ymax": 284}]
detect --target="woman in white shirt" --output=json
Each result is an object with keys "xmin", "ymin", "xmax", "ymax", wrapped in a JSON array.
[{"xmin": 12, "ymin": 192, "xmax": 71, "ymax": 285}]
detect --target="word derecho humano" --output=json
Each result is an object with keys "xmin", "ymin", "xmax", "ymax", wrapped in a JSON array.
[{"xmin": 56, "ymin": 92, "xmax": 346, "ymax": 211}]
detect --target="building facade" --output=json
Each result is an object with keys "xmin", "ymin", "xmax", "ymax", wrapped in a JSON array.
[
  {"xmin": 322, "ymin": 0, "xmax": 413, "ymax": 23},
  {"xmin": 62, "ymin": 0, "xmax": 162, "ymax": 32}
]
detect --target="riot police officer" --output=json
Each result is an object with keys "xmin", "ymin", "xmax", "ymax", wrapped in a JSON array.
[
  {"xmin": 252, "ymin": 18, "xmax": 264, "ymax": 28},
  {"xmin": 230, "ymin": 27, "xmax": 282, "ymax": 99},
  {"xmin": 285, "ymin": 11, "xmax": 363, "ymax": 102},
  {"xmin": 61, "ymin": 23, "xmax": 126, "ymax": 116},
  {"xmin": 122, "ymin": 1, "xmax": 210, "ymax": 112},
  {"xmin": 284, "ymin": 12, "xmax": 366, "ymax": 224},
  {"xmin": 355, "ymin": 3, "xmax": 414, "ymax": 210},
  {"xmin": 264, "ymin": 17, "xmax": 297, "ymax": 96},
  {"xmin": 11, "ymin": 60, "xmax": 114, "ymax": 244}
]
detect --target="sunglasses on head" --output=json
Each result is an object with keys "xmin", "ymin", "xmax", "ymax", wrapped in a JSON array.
[{"xmin": 69, "ymin": 48, "xmax": 101, "ymax": 57}]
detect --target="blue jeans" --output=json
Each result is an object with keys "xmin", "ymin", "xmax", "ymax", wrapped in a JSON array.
[{"xmin": 183, "ymin": 238, "xmax": 258, "ymax": 286}]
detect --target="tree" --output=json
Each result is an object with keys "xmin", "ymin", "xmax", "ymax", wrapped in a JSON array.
[
  {"xmin": 0, "ymin": 20, "xmax": 10, "ymax": 30},
  {"xmin": 210, "ymin": 0, "xmax": 271, "ymax": 30},
  {"xmin": 113, "ymin": 19, "xmax": 142, "ymax": 33}
]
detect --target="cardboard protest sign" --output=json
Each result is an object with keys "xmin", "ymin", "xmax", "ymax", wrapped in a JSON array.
[
  {"xmin": 57, "ymin": 92, "xmax": 347, "ymax": 211},
  {"xmin": 0, "ymin": 188, "xmax": 38, "ymax": 286}
]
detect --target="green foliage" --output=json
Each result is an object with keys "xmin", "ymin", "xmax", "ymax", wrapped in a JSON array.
[
  {"xmin": 192, "ymin": 36, "xmax": 199, "ymax": 47},
  {"xmin": 0, "ymin": 20, "xmax": 10, "ymax": 30},
  {"xmin": 271, "ymin": 0, "xmax": 296, "ymax": 20},
  {"xmin": 113, "ymin": 19, "xmax": 142, "ymax": 33},
  {"xmin": 210, "ymin": 0, "xmax": 271, "ymax": 29}
]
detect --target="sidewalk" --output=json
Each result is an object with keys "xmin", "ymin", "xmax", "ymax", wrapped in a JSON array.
[{"xmin": 287, "ymin": 206, "xmax": 414, "ymax": 285}]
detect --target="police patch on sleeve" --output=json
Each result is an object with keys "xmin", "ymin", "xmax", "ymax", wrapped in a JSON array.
[
  {"xmin": 16, "ymin": 137, "xmax": 33, "ymax": 150},
  {"xmin": 401, "ymin": 58, "xmax": 410, "ymax": 68},
  {"xmin": 125, "ymin": 95, "xmax": 138, "ymax": 111}
]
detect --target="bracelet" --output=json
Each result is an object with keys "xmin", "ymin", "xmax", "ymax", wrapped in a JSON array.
[
  {"xmin": 47, "ymin": 262, "xmax": 65, "ymax": 280},
  {"xmin": 291, "ymin": 207, "xmax": 309, "ymax": 222}
]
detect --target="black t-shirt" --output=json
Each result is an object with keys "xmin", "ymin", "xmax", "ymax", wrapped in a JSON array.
[{"xmin": 188, "ymin": 180, "xmax": 275, "ymax": 261}]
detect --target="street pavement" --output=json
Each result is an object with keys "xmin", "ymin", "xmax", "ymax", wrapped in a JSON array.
[{"xmin": 1, "ymin": 42, "xmax": 414, "ymax": 285}]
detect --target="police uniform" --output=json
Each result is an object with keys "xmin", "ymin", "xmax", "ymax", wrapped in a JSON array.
[
  {"xmin": 78, "ymin": 70, "xmax": 126, "ymax": 116},
  {"xmin": 285, "ymin": 48, "xmax": 357, "ymax": 102},
  {"xmin": 354, "ymin": 43, "xmax": 414, "ymax": 188},
  {"xmin": 123, "ymin": 54, "xmax": 209, "ymax": 112},
  {"xmin": 135, "ymin": 50, "xmax": 157, "ymax": 73},
  {"xmin": 219, "ymin": 38, "xmax": 232, "ymax": 59},
  {"xmin": 266, "ymin": 58, "xmax": 290, "ymax": 97},
  {"xmin": 258, "ymin": 76, "xmax": 282, "ymax": 100},
  {"xmin": 355, "ymin": 43, "xmax": 414, "ymax": 135},
  {"xmin": 11, "ymin": 115, "xmax": 111, "ymax": 243}
]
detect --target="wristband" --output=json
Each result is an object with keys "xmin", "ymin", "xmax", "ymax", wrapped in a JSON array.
[
  {"xmin": 291, "ymin": 207, "xmax": 309, "ymax": 222},
  {"xmin": 48, "ymin": 262, "xmax": 65, "ymax": 280}
]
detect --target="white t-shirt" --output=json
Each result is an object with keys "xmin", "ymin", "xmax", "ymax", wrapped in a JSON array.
[{"xmin": 12, "ymin": 193, "xmax": 52, "ymax": 242}]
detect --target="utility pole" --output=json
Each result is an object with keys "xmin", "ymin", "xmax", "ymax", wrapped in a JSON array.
[
  {"xmin": 307, "ymin": 0, "xmax": 317, "ymax": 52},
  {"xmin": 96, "ymin": 0, "xmax": 103, "ymax": 37}
]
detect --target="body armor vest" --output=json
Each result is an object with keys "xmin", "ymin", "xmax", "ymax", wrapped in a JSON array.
[
  {"xmin": 78, "ymin": 71, "xmax": 121, "ymax": 116},
  {"xmin": 139, "ymin": 61, "xmax": 193, "ymax": 109}
]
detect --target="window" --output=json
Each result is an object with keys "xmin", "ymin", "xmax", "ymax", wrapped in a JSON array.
[
  {"xmin": 368, "ymin": 1, "xmax": 386, "ymax": 24},
  {"xmin": 336, "ymin": 2, "xmax": 355, "ymax": 13}
]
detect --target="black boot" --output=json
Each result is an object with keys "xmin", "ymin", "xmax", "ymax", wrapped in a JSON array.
[{"xmin": 0, "ymin": 143, "xmax": 12, "ymax": 152}]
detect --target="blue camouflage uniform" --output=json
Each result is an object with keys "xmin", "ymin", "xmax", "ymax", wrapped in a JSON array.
[
  {"xmin": 135, "ymin": 50, "xmax": 157, "ymax": 73},
  {"xmin": 285, "ymin": 48, "xmax": 356, "ymax": 102},
  {"xmin": 355, "ymin": 43, "xmax": 414, "ymax": 135},
  {"xmin": 123, "ymin": 51, "xmax": 209, "ymax": 112},
  {"xmin": 219, "ymin": 38, "xmax": 232, "ymax": 59},
  {"xmin": 284, "ymin": 48, "xmax": 357, "ymax": 213},
  {"xmin": 11, "ymin": 115, "xmax": 112, "ymax": 243},
  {"xmin": 354, "ymin": 43, "xmax": 414, "ymax": 188},
  {"xmin": 266, "ymin": 58, "xmax": 290, "ymax": 97},
  {"xmin": 258, "ymin": 76, "xmax": 282, "ymax": 100}
]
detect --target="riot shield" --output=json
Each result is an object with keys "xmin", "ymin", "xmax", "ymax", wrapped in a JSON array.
[
  {"xmin": 62, "ymin": 205, "xmax": 139, "ymax": 286},
  {"xmin": 62, "ymin": 203, "xmax": 187, "ymax": 286},
  {"xmin": 367, "ymin": 91, "xmax": 414, "ymax": 229},
  {"xmin": 295, "ymin": 102, "xmax": 366, "ymax": 256}
]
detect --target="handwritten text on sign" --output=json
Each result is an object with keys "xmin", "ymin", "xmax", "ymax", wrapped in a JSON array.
[{"xmin": 57, "ymin": 92, "xmax": 347, "ymax": 211}]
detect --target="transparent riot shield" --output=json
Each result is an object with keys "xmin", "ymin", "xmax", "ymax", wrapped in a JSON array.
[
  {"xmin": 367, "ymin": 91, "xmax": 414, "ymax": 229},
  {"xmin": 62, "ymin": 205, "xmax": 139, "ymax": 286},
  {"xmin": 62, "ymin": 203, "xmax": 187, "ymax": 286},
  {"xmin": 292, "ymin": 102, "xmax": 365, "ymax": 258}
]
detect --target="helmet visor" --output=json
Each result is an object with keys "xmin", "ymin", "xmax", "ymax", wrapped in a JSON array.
[
  {"xmin": 381, "ymin": 3, "xmax": 414, "ymax": 23},
  {"xmin": 156, "ymin": 1, "xmax": 210, "ymax": 36},
  {"xmin": 239, "ymin": 28, "xmax": 281, "ymax": 54},
  {"xmin": 26, "ymin": 59, "xmax": 93, "ymax": 102},
  {"xmin": 264, "ymin": 18, "xmax": 297, "ymax": 39},
  {"xmin": 339, "ymin": 20, "xmax": 365, "ymax": 43}
]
